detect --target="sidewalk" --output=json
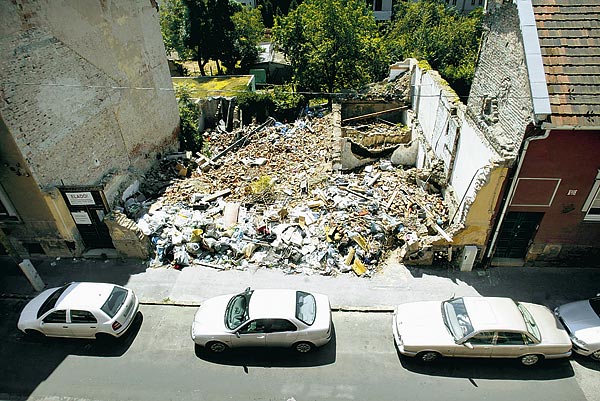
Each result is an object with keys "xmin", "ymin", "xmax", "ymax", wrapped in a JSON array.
[{"xmin": 1, "ymin": 254, "xmax": 599, "ymax": 311}]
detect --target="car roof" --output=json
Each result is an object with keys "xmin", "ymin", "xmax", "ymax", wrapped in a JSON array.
[
  {"xmin": 56, "ymin": 282, "xmax": 118, "ymax": 310},
  {"xmin": 463, "ymin": 297, "xmax": 527, "ymax": 332},
  {"xmin": 248, "ymin": 289, "xmax": 298, "ymax": 320}
]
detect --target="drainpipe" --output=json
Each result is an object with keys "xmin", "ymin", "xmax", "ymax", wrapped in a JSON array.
[{"xmin": 485, "ymin": 129, "xmax": 550, "ymax": 260}]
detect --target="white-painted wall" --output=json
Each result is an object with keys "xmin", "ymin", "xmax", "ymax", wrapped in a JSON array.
[{"xmin": 409, "ymin": 60, "xmax": 500, "ymax": 224}]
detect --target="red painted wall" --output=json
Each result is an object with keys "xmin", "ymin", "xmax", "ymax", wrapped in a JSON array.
[{"xmin": 509, "ymin": 130, "xmax": 600, "ymax": 245}]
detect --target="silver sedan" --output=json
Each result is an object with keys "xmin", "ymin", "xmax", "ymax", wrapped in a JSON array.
[
  {"xmin": 393, "ymin": 296, "xmax": 572, "ymax": 366},
  {"xmin": 555, "ymin": 296, "xmax": 600, "ymax": 360},
  {"xmin": 191, "ymin": 288, "xmax": 332, "ymax": 353}
]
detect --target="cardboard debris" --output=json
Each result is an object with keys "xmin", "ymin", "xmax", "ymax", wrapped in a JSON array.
[{"xmin": 122, "ymin": 109, "xmax": 453, "ymax": 276}]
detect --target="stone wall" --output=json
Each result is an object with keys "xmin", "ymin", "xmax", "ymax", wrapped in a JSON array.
[
  {"xmin": 0, "ymin": 0, "xmax": 179, "ymax": 257},
  {"xmin": 466, "ymin": 1, "xmax": 534, "ymax": 161},
  {"xmin": 0, "ymin": 0, "xmax": 179, "ymax": 191}
]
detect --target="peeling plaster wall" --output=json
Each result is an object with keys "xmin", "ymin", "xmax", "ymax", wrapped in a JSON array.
[
  {"xmin": 410, "ymin": 60, "xmax": 505, "ymax": 250},
  {"xmin": 0, "ymin": 0, "xmax": 179, "ymax": 191},
  {"xmin": 449, "ymin": 121, "xmax": 498, "ymax": 223},
  {"xmin": 0, "ymin": 0, "xmax": 179, "ymax": 257}
]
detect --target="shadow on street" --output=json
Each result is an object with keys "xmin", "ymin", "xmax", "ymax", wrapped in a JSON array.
[
  {"xmin": 0, "ymin": 299, "xmax": 142, "ymax": 398},
  {"xmin": 396, "ymin": 349, "xmax": 575, "ymax": 380}
]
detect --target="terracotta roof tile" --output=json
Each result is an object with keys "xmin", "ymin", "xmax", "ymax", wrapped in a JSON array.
[{"xmin": 532, "ymin": 1, "xmax": 600, "ymax": 127}]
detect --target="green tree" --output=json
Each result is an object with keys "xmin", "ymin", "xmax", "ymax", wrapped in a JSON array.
[
  {"xmin": 226, "ymin": 5, "xmax": 265, "ymax": 72},
  {"xmin": 174, "ymin": 83, "xmax": 203, "ymax": 152},
  {"xmin": 160, "ymin": 0, "xmax": 264, "ymax": 76},
  {"xmin": 385, "ymin": 0, "xmax": 483, "ymax": 97},
  {"xmin": 273, "ymin": 0, "xmax": 388, "ymax": 103},
  {"xmin": 159, "ymin": 0, "xmax": 192, "ymax": 59}
]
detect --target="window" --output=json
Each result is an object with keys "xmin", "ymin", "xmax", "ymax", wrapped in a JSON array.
[
  {"xmin": 239, "ymin": 319, "xmax": 268, "ymax": 334},
  {"xmin": 442, "ymin": 298, "xmax": 474, "ymax": 340},
  {"xmin": 37, "ymin": 284, "xmax": 70, "ymax": 318},
  {"xmin": 374, "ymin": 0, "xmax": 383, "ymax": 11},
  {"xmin": 101, "ymin": 286, "xmax": 128, "ymax": 318},
  {"xmin": 517, "ymin": 302, "xmax": 541, "ymax": 342},
  {"xmin": 583, "ymin": 170, "xmax": 600, "ymax": 221},
  {"xmin": 269, "ymin": 319, "xmax": 297, "ymax": 333},
  {"xmin": 225, "ymin": 289, "xmax": 253, "ymax": 330},
  {"xmin": 495, "ymin": 332, "xmax": 525, "ymax": 345},
  {"xmin": 296, "ymin": 291, "xmax": 317, "ymax": 325},
  {"xmin": 0, "ymin": 184, "xmax": 18, "ymax": 221},
  {"xmin": 471, "ymin": 0, "xmax": 476, "ymax": 5},
  {"xmin": 43, "ymin": 310, "xmax": 67, "ymax": 323},
  {"xmin": 71, "ymin": 310, "xmax": 97, "ymax": 324},
  {"xmin": 468, "ymin": 331, "xmax": 495, "ymax": 345}
]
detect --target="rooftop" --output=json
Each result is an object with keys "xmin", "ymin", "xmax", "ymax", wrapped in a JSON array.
[
  {"xmin": 171, "ymin": 76, "xmax": 254, "ymax": 98},
  {"xmin": 532, "ymin": 0, "xmax": 600, "ymax": 127}
]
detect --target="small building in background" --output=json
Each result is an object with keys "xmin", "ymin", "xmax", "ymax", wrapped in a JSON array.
[{"xmin": 249, "ymin": 42, "xmax": 292, "ymax": 85}]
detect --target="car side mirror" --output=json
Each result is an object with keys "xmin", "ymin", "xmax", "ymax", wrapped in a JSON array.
[
  {"xmin": 463, "ymin": 342, "xmax": 474, "ymax": 349},
  {"xmin": 235, "ymin": 331, "xmax": 240, "ymax": 338}
]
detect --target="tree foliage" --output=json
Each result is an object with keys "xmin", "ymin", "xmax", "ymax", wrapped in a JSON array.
[
  {"xmin": 385, "ymin": 0, "xmax": 483, "ymax": 97},
  {"xmin": 159, "ymin": 0, "xmax": 264, "ymax": 75},
  {"xmin": 229, "ymin": 6, "xmax": 265, "ymax": 72},
  {"xmin": 159, "ymin": 0, "xmax": 192, "ymax": 59},
  {"xmin": 256, "ymin": 0, "xmax": 303, "ymax": 27},
  {"xmin": 174, "ymin": 83, "xmax": 203, "ymax": 152},
  {"xmin": 272, "ymin": 0, "xmax": 388, "ymax": 99}
]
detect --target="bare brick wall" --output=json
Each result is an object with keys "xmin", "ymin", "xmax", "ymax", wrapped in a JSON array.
[
  {"xmin": 0, "ymin": 0, "xmax": 179, "ymax": 190},
  {"xmin": 467, "ymin": 2, "xmax": 534, "ymax": 161}
]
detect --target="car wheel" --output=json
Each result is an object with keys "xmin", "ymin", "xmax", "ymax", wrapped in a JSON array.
[
  {"xmin": 294, "ymin": 341, "xmax": 314, "ymax": 353},
  {"xmin": 25, "ymin": 329, "xmax": 46, "ymax": 341},
  {"xmin": 206, "ymin": 341, "xmax": 228, "ymax": 353},
  {"xmin": 590, "ymin": 350, "xmax": 600, "ymax": 361},
  {"xmin": 417, "ymin": 351, "xmax": 440, "ymax": 363},
  {"xmin": 520, "ymin": 354, "xmax": 542, "ymax": 366}
]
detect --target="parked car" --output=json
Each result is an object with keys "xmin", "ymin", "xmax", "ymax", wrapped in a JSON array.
[
  {"xmin": 191, "ymin": 287, "xmax": 332, "ymax": 353},
  {"xmin": 18, "ymin": 282, "xmax": 139, "ymax": 340},
  {"xmin": 392, "ymin": 296, "xmax": 572, "ymax": 366},
  {"xmin": 555, "ymin": 295, "xmax": 600, "ymax": 360}
]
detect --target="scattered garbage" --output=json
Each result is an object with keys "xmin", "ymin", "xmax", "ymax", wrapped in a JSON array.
[{"xmin": 121, "ymin": 110, "xmax": 451, "ymax": 276}]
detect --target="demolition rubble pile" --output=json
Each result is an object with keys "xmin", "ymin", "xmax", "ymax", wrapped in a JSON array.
[{"xmin": 125, "ymin": 115, "xmax": 451, "ymax": 276}]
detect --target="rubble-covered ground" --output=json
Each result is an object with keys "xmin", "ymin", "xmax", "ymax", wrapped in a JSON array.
[{"xmin": 124, "ymin": 112, "xmax": 450, "ymax": 277}]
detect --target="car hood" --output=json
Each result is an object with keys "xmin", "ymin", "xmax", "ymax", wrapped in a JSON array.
[
  {"xmin": 18, "ymin": 287, "xmax": 56, "ymax": 326},
  {"xmin": 521, "ymin": 302, "xmax": 571, "ymax": 345},
  {"xmin": 395, "ymin": 301, "xmax": 455, "ymax": 346},
  {"xmin": 192, "ymin": 294, "xmax": 232, "ymax": 334},
  {"xmin": 557, "ymin": 300, "xmax": 600, "ymax": 344}
]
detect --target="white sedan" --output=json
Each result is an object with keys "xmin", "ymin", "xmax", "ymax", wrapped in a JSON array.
[
  {"xmin": 18, "ymin": 282, "xmax": 139, "ymax": 340},
  {"xmin": 191, "ymin": 288, "xmax": 332, "ymax": 353},
  {"xmin": 393, "ymin": 296, "xmax": 572, "ymax": 366},
  {"xmin": 555, "ymin": 296, "xmax": 600, "ymax": 360}
]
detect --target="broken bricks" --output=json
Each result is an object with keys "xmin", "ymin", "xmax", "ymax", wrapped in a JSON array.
[{"xmin": 125, "ymin": 112, "xmax": 452, "ymax": 276}]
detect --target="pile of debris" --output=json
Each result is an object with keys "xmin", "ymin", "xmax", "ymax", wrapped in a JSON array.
[{"xmin": 124, "ymin": 113, "xmax": 451, "ymax": 276}]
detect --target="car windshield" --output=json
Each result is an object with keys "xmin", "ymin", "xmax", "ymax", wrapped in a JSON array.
[
  {"xmin": 589, "ymin": 297, "xmax": 600, "ymax": 317},
  {"xmin": 296, "ymin": 291, "xmax": 316, "ymax": 325},
  {"xmin": 37, "ymin": 284, "xmax": 70, "ymax": 319},
  {"xmin": 225, "ymin": 288, "xmax": 252, "ymax": 330},
  {"xmin": 442, "ymin": 298, "xmax": 474, "ymax": 341},
  {"xmin": 516, "ymin": 302, "xmax": 541, "ymax": 342},
  {"xmin": 101, "ymin": 286, "xmax": 128, "ymax": 318}
]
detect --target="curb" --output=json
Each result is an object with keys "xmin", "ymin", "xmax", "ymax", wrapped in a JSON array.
[{"xmin": 1, "ymin": 295, "xmax": 395, "ymax": 313}]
